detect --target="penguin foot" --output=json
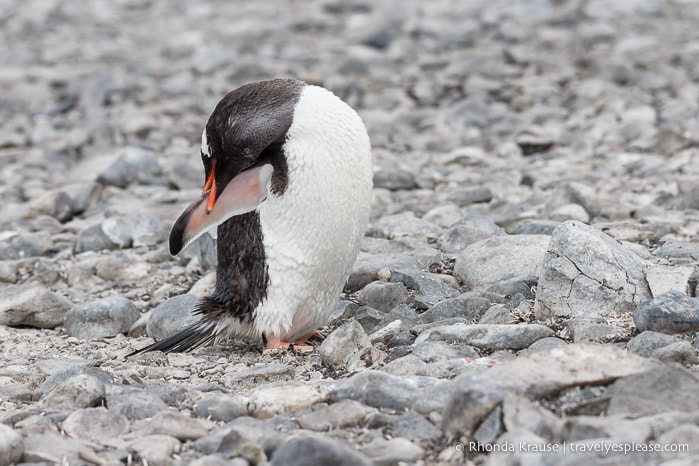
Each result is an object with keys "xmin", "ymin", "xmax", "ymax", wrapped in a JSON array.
[{"xmin": 262, "ymin": 330, "xmax": 324, "ymax": 353}]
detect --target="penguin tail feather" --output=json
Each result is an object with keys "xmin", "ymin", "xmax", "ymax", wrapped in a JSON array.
[{"xmin": 127, "ymin": 319, "xmax": 217, "ymax": 357}]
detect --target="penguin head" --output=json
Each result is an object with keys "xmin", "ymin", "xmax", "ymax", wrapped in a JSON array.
[{"xmin": 169, "ymin": 79, "xmax": 304, "ymax": 255}]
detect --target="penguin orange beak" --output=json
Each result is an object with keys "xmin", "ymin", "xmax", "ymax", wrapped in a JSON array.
[{"xmin": 169, "ymin": 164, "xmax": 273, "ymax": 255}]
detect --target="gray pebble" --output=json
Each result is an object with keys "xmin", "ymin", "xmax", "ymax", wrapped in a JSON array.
[
  {"xmin": 526, "ymin": 337, "xmax": 568, "ymax": 353},
  {"xmin": 437, "ymin": 212, "xmax": 505, "ymax": 254},
  {"xmin": 565, "ymin": 319, "xmax": 623, "ymax": 343},
  {"xmin": 479, "ymin": 304, "xmax": 516, "ymax": 324},
  {"xmin": 348, "ymin": 252, "xmax": 440, "ymax": 290},
  {"xmin": 650, "ymin": 341, "xmax": 698, "ymax": 366},
  {"xmin": 626, "ymin": 330, "xmax": 680, "ymax": 357},
  {"xmin": 319, "ymin": 320, "xmax": 372, "ymax": 367},
  {"xmin": 297, "ymin": 400, "xmax": 376, "ymax": 431},
  {"xmin": 367, "ymin": 211, "xmax": 443, "ymax": 239},
  {"xmin": 416, "ymin": 323, "xmax": 554, "ymax": 351},
  {"xmin": 372, "ymin": 169, "xmax": 417, "ymax": 190},
  {"xmin": 21, "ymin": 434, "xmax": 90, "ymax": 464},
  {"xmin": 129, "ymin": 434, "xmax": 181, "ymax": 466},
  {"xmin": 356, "ymin": 281, "xmax": 409, "ymax": 312},
  {"xmin": 64, "ymin": 296, "xmax": 140, "ymax": 340},
  {"xmin": 40, "ymin": 374, "xmax": 106, "ymax": 410},
  {"xmin": 27, "ymin": 188, "xmax": 74, "ymax": 222},
  {"xmin": 454, "ymin": 234, "xmax": 550, "ymax": 289},
  {"xmin": 413, "ymin": 340, "xmax": 478, "ymax": 362},
  {"xmin": 61, "ymin": 407, "xmax": 130, "ymax": 442},
  {"xmin": 360, "ymin": 437, "xmax": 424, "ymax": 465},
  {"xmin": 391, "ymin": 412, "xmax": 442, "ymax": 441},
  {"xmin": 271, "ymin": 437, "xmax": 371, "ymax": 466},
  {"xmin": 0, "ymin": 424, "xmax": 23, "ymax": 466},
  {"xmin": 445, "ymin": 186, "xmax": 493, "ymax": 206},
  {"xmin": 634, "ymin": 291, "xmax": 699, "ymax": 334},
  {"xmin": 107, "ymin": 387, "xmax": 169, "ymax": 420},
  {"xmin": 146, "ymin": 293, "xmax": 199, "ymax": 341},
  {"xmin": 512, "ymin": 220, "xmax": 560, "ymax": 236},
  {"xmin": 143, "ymin": 410, "xmax": 209, "ymax": 440},
  {"xmin": 0, "ymin": 284, "xmax": 72, "ymax": 328},
  {"xmin": 606, "ymin": 364, "xmax": 699, "ymax": 417},
  {"xmin": 194, "ymin": 394, "xmax": 248, "ymax": 422},
  {"xmin": 420, "ymin": 295, "xmax": 491, "ymax": 323},
  {"xmin": 97, "ymin": 147, "xmax": 163, "ymax": 188}
]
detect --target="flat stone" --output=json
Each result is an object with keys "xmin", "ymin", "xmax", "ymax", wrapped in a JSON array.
[
  {"xmin": 0, "ymin": 284, "xmax": 72, "ymax": 328},
  {"xmin": 412, "ymin": 340, "xmax": 479, "ymax": 362},
  {"xmin": 64, "ymin": 296, "xmax": 140, "ymax": 340},
  {"xmin": 627, "ymin": 330, "xmax": 680, "ymax": 357},
  {"xmin": 62, "ymin": 407, "xmax": 130, "ymax": 442},
  {"xmin": 39, "ymin": 374, "xmax": 106, "ymax": 410},
  {"xmin": 415, "ymin": 323, "xmax": 554, "ymax": 351},
  {"xmin": 650, "ymin": 341, "xmax": 698, "ymax": 366},
  {"xmin": 360, "ymin": 437, "xmax": 424, "ymax": 465},
  {"xmin": 389, "ymin": 269, "xmax": 459, "ymax": 308},
  {"xmin": 193, "ymin": 394, "xmax": 248, "ymax": 422},
  {"xmin": 646, "ymin": 263, "xmax": 695, "ymax": 297},
  {"xmin": 246, "ymin": 382, "xmax": 328, "ymax": 418},
  {"xmin": 97, "ymin": 146, "xmax": 163, "ymax": 188},
  {"xmin": 634, "ymin": 291, "xmax": 699, "ymax": 334},
  {"xmin": 22, "ymin": 434, "xmax": 91, "ymax": 464},
  {"xmin": 438, "ymin": 212, "xmax": 505, "ymax": 254},
  {"xmin": 128, "ymin": 434, "xmax": 181, "ymax": 466},
  {"xmin": 146, "ymin": 293, "xmax": 200, "ymax": 341},
  {"xmin": 454, "ymin": 234, "xmax": 550, "ymax": 289},
  {"xmin": 328, "ymin": 370, "xmax": 443, "ymax": 411},
  {"xmin": 348, "ymin": 252, "xmax": 441, "ymax": 290},
  {"xmin": 107, "ymin": 387, "xmax": 169, "ymax": 421},
  {"xmin": 565, "ymin": 319, "xmax": 624, "ymax": 343},
  {"xmin": 534, "ymin": 221, "xmax": 652, "ymax": 322},
  {"xmin": 297, "ymin": 400, "xmax": 376, "ymax": 431},
  {"xmin": 391, "ymin": 412, "xmax": 442, "ymax": 441},
  {"xmin": 271, "ymin": 437, "xmax": 371, "ymax": 466},
  {"xmin": 420, "ymin": 295, "xmax": 492, "ymax": 323},
  {"xmin": 356, "ymin": 281, "xmax": 409, "ymax": 312},
  {"xmin": 319, "ymin": 319, "xmax": 372, "ymax": 367},
  {"xmin": 224, "ymin": 363, "xmax": 294, "ymax": 389},
  {"xmin": 443, "ymin": 344, "xmax": 652, "ymax": 436},
  {"xmin": 143, "ymin": 410, "xmax": 209, "ymax": 440},
  {"xmin": 0, "ymin": 424, "xmax": 23, "ymax": 466},
  {"xmin": 502, "ymin": 393, "xmax": 563, "ymax": 443},
  {"xmin": 367, "ymin": 211, "xmax": 443, "ymax": 239},
  {"xmin": 606, "ymin": 364, "xmax": 699, "ymax": 417}
]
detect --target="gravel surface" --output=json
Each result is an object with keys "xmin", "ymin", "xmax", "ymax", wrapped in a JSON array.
[{"xmin": 2, "ymin": 0, "xmax": 699, "ymax": 465}]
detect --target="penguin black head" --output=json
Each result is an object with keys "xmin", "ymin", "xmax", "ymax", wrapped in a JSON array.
[{"xmin": 169, "ymin": 79, "xmax": 305, "ymax": 255}]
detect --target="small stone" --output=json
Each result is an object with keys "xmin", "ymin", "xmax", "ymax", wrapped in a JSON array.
[
  {"xmin": 194, "ymin": 394, "xmax": 248, "ymax": 422},
  {"xmin": 627, "ymin": 331, "xmax": 680, "ymax": 357},
  {"xmin": 215, "ymin": 428, "xmax": 267, "ymax": 464},
  {"xmin": 320, "ymin": 319, "xmax": 372, "ymax": 367},
  {"xmin": 356, "ymin": 281, "xmax": 409, "ymax": 312},
  {"xmin": 0, "ymin": 284, "xmax": 72, "ymax": 328},
  {"xmin": 247, "ymin": 382, "xmax": 327, "ymax": 418},
  {"xmin": 22, "ymin": 434, "xmax": 90, "ymax": 464},
  {"xmin": 107, "ymin": 387, "xmax": 169, "ymax": 420},
  {"xmin": 0, "ymin": 424, "xmax": 23, "ymax": 466},
  {"xmin": 146, "ymin": 294, "xmax": 199, "ymax": 342},
  {"xmin": 97, "ymin": 147, "xmax": 163, "ymax": 188},
  {"xmin": 372, "ymin": 169, "xmax": 417, "ymax": 190},
  {"xmin": 446, "ymin": 186, "xmax": 493, "ymax": 206},
  {"xmin": 437, "ymin": 213, "xmax": 505, "ymax": 254},
  {"xmin": 328, "ymin": 370, "xmax": 442, "ymax": 411},
  {"xmin": 64, "ymin": 296, "xmax": 140, "ymax": 340},
  {"xmin": 391, "ymin": 412, "xmax": 442, "ymax": 441},
  {"xmin": 271, "ymin": 437, "xmax": 371, "ymax": 466},
  {"xmin": 651, "ymin": 341, "xmax": 698, "ymax": 366},
  {"xmin": 74, "ymin": 223, "xmax": 119, "ymax": 252},
  {"xmin": 526, "ymin": 337, "xmax": 567, "ymax": 353},
  {"xmin": 297, "ymin": 400, "xmax": 376, "ymax": 431},
  {"xmin": 454, "ymin": 235, "xmax": 550, "ymax": 289},
  {"xmin": 62, "ymin": 407, "xmax": 130, "ymax": 441},
  {"xmin": 129, "ymin": 434, "xmax": 180, "ymax": 466},
  {"xmin": 565, "ymin": 319, "xmax": 623, "ymax": 343},
  {"xmin": 646, "ymin": 263, "xmax": 696, "ymax": 297},
  {"xmin": 224, "ymin": 363, "xmax": 294, "ymax": 389},
  {"xmin": 360, "ymin": 437, "xmax": 424, "ymax": 465},
  {"xmin": 367, "ymin": 211, "xmax": 443, "ymax": 239},
  {"xmin": 606, "ymin": 364, "xmax": 699, "ymax": 417},
  {"xmin": 416, "ymin": 323, "xmax": 554, "ymax": 351},
  {"xmin": 502, "ymin": 394, "xmax": 563, "ymax": 443},
  {"xmin": 420, "ymin": 295, "xmax": 491, "ymax": 323},
  {"xmin": 40, "ymin": 374, "xmax": 106, "ymax": 410},
  {"xmin": 26, "ymin": 188, "xmax": 74, "ymax": 222},
  {"xmin": 144, "ymin": 410, "xmax": 209, "ymax": 440},
  {"xmin": 512, "ymin": 220, "xmax": 560, "ymax": 236},
  {"xmin": 348, "ymin": 252, "xmax": 440, "ymax": 290},
  {"xmin": 634, "ymin": 291, "xmax": 699, "ymax": 334},
  {"xmin": 479, "ymin": 305, "xmax": 516, "ymax": 325},
  {"xmin": 412, "ymin": 340, "xmax": 478, "ymax": 363}
]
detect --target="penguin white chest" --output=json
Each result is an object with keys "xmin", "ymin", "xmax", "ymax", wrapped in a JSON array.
[{"xmin": 252, "ymin": 85, "xmax": 373, "ymax": 341}]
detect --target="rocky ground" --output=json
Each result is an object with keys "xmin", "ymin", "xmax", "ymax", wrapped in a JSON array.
[{"xmin": 2, "ymin": 0, "xmax": 699, "ymax": 465}]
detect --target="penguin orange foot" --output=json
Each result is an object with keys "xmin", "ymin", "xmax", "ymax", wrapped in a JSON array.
[{"xmin": 130, "ymin": 79, "xmax": 372, "ymax": 356}]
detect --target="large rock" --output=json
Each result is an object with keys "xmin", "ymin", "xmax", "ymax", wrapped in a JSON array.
[
  {"xmin": 534, "ymin": 221, "xmax": 651, "ymax": 321},
  {"xmin": 0, "ymin": 284, "xmax": 72, "ymax": 328},
  {"xmin": 454, "ymin": 234, "xmax": 550, "ymax": 289},
  {"xmin": 415, "ymin": 323, "xmax": 554, "ymax": 351},
  {"xmin": 319, "ymin": 319, "xmax": 372, "ymax": 367},
  {"xmin": 0, "ymin": 424, "xmax": 23, "ymax": 466},
  {"xmin": 146, "ymin": 294, "xmax": 199, "ymax": 341},
  {"xmin": 442, "ymin": 344, "xmax": 652, "ymax": 436}
]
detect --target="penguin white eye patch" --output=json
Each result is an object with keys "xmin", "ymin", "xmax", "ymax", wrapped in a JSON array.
[{"xmin": 169, "ymin": 164, "xmax": 273, "ymax": 255}]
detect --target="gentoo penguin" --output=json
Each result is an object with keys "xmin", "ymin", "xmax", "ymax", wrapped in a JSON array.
[{"xmin": 132, "ymin": 78, "xmax": 373, "ymax": 353}]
